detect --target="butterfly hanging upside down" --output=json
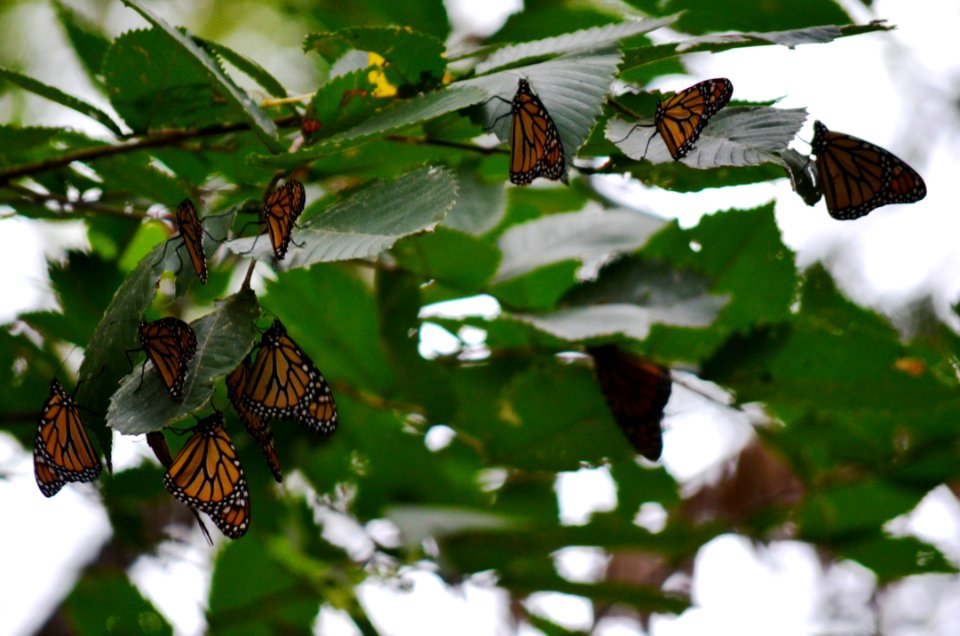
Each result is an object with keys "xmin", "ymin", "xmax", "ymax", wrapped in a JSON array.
[
  {"xmin": 588, "ymin": 345, "xmax": 672, "ymax": 462},
  {"xmin": 263, "ymin": 180, "xmax": 306, "ymax": 260},
  {"xmin": 809, "ymin": 120, "xmax": 926, "ymax": 220},
  {"xmin": 226, "ymin": 319, "xmax": 338, "ymax": 482},
  {"xmin": 128, "ymin": 317, "xmax": 198, "ymax": 402},
  {"xmin": 489, "ymin": 78, "xmax": 567, "ymax": 186},
  {"xmin": 162, "ymin": 410, "xmax": 251, "ymax": 539},
  {"xmin": 34, "ymin": 378, "xmax": 102, "ymax": 497},
  {"xmin": 615, "ymin": 78, "xmax": 733, "ymax": 161}
]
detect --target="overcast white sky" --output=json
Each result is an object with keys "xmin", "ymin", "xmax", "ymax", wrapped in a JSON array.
[{"xmin": 3, "ymin": 0, "xmax": 960, "ymax": 634}]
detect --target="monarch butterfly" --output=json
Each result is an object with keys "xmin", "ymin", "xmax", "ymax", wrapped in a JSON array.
[
  {"xmin": 588, "ymin": 345, "xmax": 672, "ymax": 461},
  {"xmin": 174, "ymin": 199, "xmax": 208, "ymax": 283},
  {"xmin": 810, "ymin": 120, "xmax": 927, "ymax": 220},
  {"xmin": 619, "ymin": 78, "xmax": 733, "ymax": 161},
  {"xmin": 34, "ymin": 378, "xmax": 102, "ymax": 497},
  {"xmin": 163, "ymin": 411, "xmax": 250, "ymax": 539},
  {"xmin": 227, "ymin": 356, "xmax": 283, "ymax": 482},
  {"xmin": 490, "ymin": 78, "xmax": 566, "ymax": 186},
  {"xmin": 263, "ymin": 180, "xmax": 306, "ymax": 260},
  {"xmin": 147, "ymin": 430, "xmax": 214, "ymax": 545},
  {"xmin": 240, "ymin": 320, "xmax": 337, "ymax": 433},
  {"xmin": 131, "ymin": 318, "xmax": 198, "ymax": 401}
]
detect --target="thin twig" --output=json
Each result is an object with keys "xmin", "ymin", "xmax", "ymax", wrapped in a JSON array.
[
  {"xmin": 0, "ymin": 115, "xmax": 300, "ymax": 184},
  {"xmin": 4, "ymin": 183, "xmax": 148, "ymax": 219},
  {"xmin": 385, "ymin": 134, "xmax": 507, "ymax": 156}
]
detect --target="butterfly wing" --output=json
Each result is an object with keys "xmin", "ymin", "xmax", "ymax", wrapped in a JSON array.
[
  {"xmin": 162, "ymin": 412, "xmax": 250, "ymax": 539},
  {"xmin": 263, "ymin": 180, "xmax": 306, "ymax": 260},
  {"xmin": 296, "ymin": 379, "xmax": 338, "ymax": 437},
  {"xmin": 34, "ymin": 378, "xmax": 102, "ymax": 497},
  {"xmin": 175, "ymin": 199, "xmax": 208, "ymax": 283},
  {"xmin": 655, "ymin": 78, "xmax": 733, "ymax": 160},
  {"xmin": 811, "ymin": 120, "xmax": 926, "ymax": 220},
  {"xmin": 509, "ymin": 79, "xmax": 566, "ymax": 185},
  {"xmin": 227, "ymin": 357, "xmax": 283, "ymax": 482},
  {"xmin": 589, "ymin": 345, "xmax": 672, "ymax": 461},
  {"xmin": 138, "ymin": 318, "xmax": 197, "ymax": 401},
  {"xmin": 240, "ymin": 320, "xmax": 324, "ymax": 419}
]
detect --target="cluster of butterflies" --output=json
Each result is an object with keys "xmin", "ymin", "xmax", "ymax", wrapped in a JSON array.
[
  {"xmin": 34, "ymin": 313, "xmax": 337, "ymax": 539},
  {"xmin": 499, "ymin": 76, "xmax": 926, "ymax": 220},
  {"xmin": 31, "ymin": 75, "xmax": 930, "ymax": 539},
  {"xmin": 164, "ymin": 178, "xmax": 306, "ymax": 287}
]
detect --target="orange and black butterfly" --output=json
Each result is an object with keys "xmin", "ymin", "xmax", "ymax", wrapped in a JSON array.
[
  {"xmin": 34, "ymin": 378, "xmax": 102, "ymax": 497},
  {"xmin": 154, "ymin": 199, "xmax": 221, "ymax": 283},
  {"xmin": 810, "ymin": 120, "xmax": 926, "ymax": 220},
  {"xmin": 262, "ymin": 180, "xmax": 306, "ymax": 260},
  {"xmin": 620, "ymin": 78, "xmax": 733, "ymax": 161},
  {"xmin": 240, "ymin": 319, "xmax": 338, "ymax": 436},
  {"xmin": 588, "ymin": 345, "xmax": 672, "ymax": 461},
  {"xmin": 162, "ymin": 411, "xmax": 250, "ymax": 539},
  {"xmin": 490, "ymin": 78, "xmax": 566, "ymax": 186},
  {"xmin": 147, "ymin": 430, "xmax": 214, "ymax": 544},
  {"xmin": 174, "ymin": 199, "xmax": 209, "ymax": 283},
  {"xmin": 227, "ymin": 356, "xmax": 283, "ymax": 482},
  {"xmin": 131, "ymin": 318, "xmax": 198, "ymax": 401}
]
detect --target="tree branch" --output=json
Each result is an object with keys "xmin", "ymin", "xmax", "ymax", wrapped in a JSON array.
[{"xmin": 0, "ymin": 115, "xmax": 300, "ymax": 184}]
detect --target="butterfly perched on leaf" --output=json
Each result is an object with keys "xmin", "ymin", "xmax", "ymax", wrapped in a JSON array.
[
  {"xmin": 810, "ymin": 120, "xmax": 926, "ymax": 220},
  {"xmin": 239, "ymin": 320, "xmax": 338, "ymax": 437},
  {"xmin": 490, "ymin": 78, "xmax": 566, "ymax": 186},
  {"xmin": 34, "ymin": 378, "xmax": 102, "ymax": 497},
  {"xmin": 617, "ymin": 78, "xmax": 733, "ymax": 161},
  {"xmin": 588, "ymin": 345, "xmax": 672, "ymax": 461},
  {"xmin": 227, "ymin": 355, "xmax": 283, "ymax": 483},
  {"xmin": 262, "ymin": 180, "xmax": 306, "ymax": 260},
  {"xmin": 130, "ymin": 317, "xmax": 198, "ymax": 401},
  {"xmin": 173, "ymin": 199, "xmax": 209, "ymax": 283},
  {"xmin": 162, "ymin": 411, "xmax": 251, "ymax": 539}
]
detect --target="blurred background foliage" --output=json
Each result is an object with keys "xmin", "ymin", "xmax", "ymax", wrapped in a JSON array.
[{"xmin": 0, "ymin": 0, "xmax": 956, "ymax": 634}]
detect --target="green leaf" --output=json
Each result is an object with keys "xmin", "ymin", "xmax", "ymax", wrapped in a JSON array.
[
  {"xmin": 227, "ymin": 166, "xmax": 459, "ymax": 266},
  {"xmin": 495, "ymin": 209, "xmax": 666, "ymax": 282},
  {"xmin": 21, "ymin": 251, "xmax": 123, "ymax": 346},
  {"xmin": 305, "ymin": 68, "xmax": 380, "ymax": 141},
  {"xmin": 441, "ymin": 167, "xmax": 508, "ymax": 235},
  {"xmin": 392, "ymin": 226, "xmax": 501, "ymax": 292},
  {"xmin": 119, "ymin": 1, "xmax": 282, "ymax": 151},
  {"xmin": 305, "ymin": 26, "xmax": 446, "ymax": 91},
  {"xmin": 198, "ymin": 38, "xmax": 288, "ymax": 99},
  {"xmin": 647, "ymin": 204, "xmax": 797, "ymax": 331},
  {"xmin": 107, "ymin": 289, "xmax": 260, "ymax": 434},
  {"xmin": 797, "ymin": 480, "xmax": 922, "ymax": 542},
  {"xmin": 0, "ymin": 67, "xmax": 123, "ymax": 135},
  {"xmin": 387, "ymin": 504, "xmax": 530, "ymax": 549},
  {"xmin": 838, "ymin": 535, "xmax": 955, "ymax": 583},
  {"xmin": 619, "ymin": 23, "xmax": 890, "ymax": 71},
  {"xmin": 492, "ymin": 261, "xmax": 580, "ymax": 311},
  {"xmin": 65, "ymin": 570, "xmax": 171, "ymax": 636},
  {"xmin": 475, "ymin": 17, "xmax": 677, "ymax": 74},
  {"xmin": 102, "ymin": 28, "xmax": 239, "ymax": 133},
  {"xmin": 628, "ymin": 0, "xmax": 853, "ymax": 33},
  {"xmin": 209, "ymin": 539, "xmax": 320, "ymax": 634},
  {"xmin": 53, "ymin": 0, "xmax": 112, "ymax": 85}
]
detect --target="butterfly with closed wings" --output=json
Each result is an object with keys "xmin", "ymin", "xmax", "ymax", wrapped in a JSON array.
[
  {"xmin": 34, "ymin": 378, "xmax": 102, "ymax": 497},
  {"xmin": 588, "ymin": 345, "xmax": 672, "ymax": 461}
]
